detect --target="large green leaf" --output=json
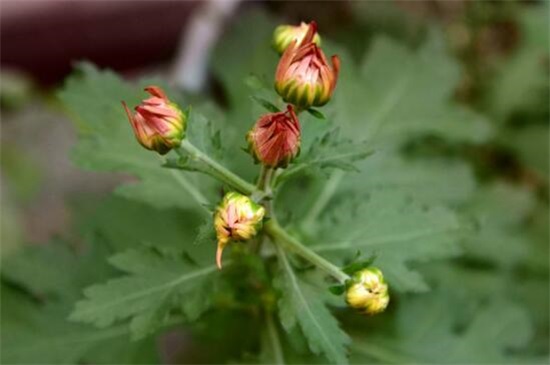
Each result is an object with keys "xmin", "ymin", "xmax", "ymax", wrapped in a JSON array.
[
  {"xmin": 70, "ymin": 248, "xmax": 221, "ymax": 340},
  {"xmin": 58, "ymin": 63, "xmax": 214, "ymax": 210},
  {"xmin": 274, "ymin": 245, "xmax": 351, "ymax": 364},
  {"xmin": 462, "ymin": 183, "xmax": 536, "ymax": 267},
  {"xmin": 331, "ymin": 31, "xmax": 493, "ymax": 145},
  {"xmin": 1, "ymin": 287, "xmax": 157, "ymax": 365},
  {"xmin": 1, "ymin": 240, "xmax": 158, "ymax": 364},
  {"xmin": 308, "ymin": 189, "xmax": 462, "ymax": 292},
  {"xmin": 343, "ymin": 152, "xmax": 477, "ymax": 204},
  {"xmin": 349, "ymin": 294, "xmax": 533, "ymax": 364}
]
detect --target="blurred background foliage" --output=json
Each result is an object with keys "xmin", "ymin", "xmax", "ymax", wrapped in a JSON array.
[{"xmin": 1, "ymin": 1, "xmax": 548, "ymax": 364}]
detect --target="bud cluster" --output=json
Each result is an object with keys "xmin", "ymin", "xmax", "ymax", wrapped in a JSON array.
[
  {"xmin": 119, "ymin": 22, "xmax": 391, "ymax": 318},
  {"xmin": 246, "ymin": 21, "xmax": 340, "ymax": 168}
]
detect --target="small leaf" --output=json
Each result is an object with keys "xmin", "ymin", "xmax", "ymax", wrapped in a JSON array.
[
  {"xmin": 277, "ymin": 128, "xmax": 374, "ymax": 184},
  {"xmin": 328, "ymin": 285, "xmax": 346, "ymax": 296},
  {"xmin": 307, "ymin": 108, "xmax": 326, "ymax": 120},
  {"xmin": 250, "ymin": 95, "xmax": 280, "ymax": 113},
  {"xmin": 342, "ymin": 254, "xmax": 377, "ymax": 276}
]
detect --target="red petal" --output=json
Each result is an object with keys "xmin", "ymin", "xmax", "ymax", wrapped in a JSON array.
[
  {"xmin": 144, "ymin": 86, "xmax": 168, "ymax": 101},
  {"xmin": 330, "ymin": 55, "xmax": 341, "ymax": 90},
  {"xmin": 276, "ymin": 40, "xmax": 298, "ymax": 82},
  {"xmin": 300, "ymin": 21, "xmax": 318, "ymax": 46}
]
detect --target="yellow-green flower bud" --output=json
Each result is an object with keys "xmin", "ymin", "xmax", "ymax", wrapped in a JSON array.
[
  {"xmin": 272, "ymin": 22, "xmax": 321, "ymax": 55},
  {"xmin": 214, "ymin": 192, "xmax": 265, "ymax": 269},
  {"xmin": 346, "ymin": 267, "xmax": 389, "ymax": 315}
]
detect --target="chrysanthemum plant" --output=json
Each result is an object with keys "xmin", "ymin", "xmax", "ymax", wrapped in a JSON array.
[
  {"xmin": 120, "ymin": 22, "xmax": 385, "ymax": 309},
  {"xmin": 61, "ymin": 20, "xmax": 464, "ymax": 364},
  {"xmin": 6, "ymin": 6, "xmax": 547, "ymax": 363},
  {"xmin": 77, "ymin": 21, "xmax": 382, "ymax": 361}
]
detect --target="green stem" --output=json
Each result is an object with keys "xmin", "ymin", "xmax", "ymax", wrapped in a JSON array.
[
  {"xmin": 178, "ymin": 139, "xmax": 256, "ymax": 195},
  {"xmin": 264, "ymin": 219, "xmax": 349, "ymax": 284},
  {"xmin": 256, "ymin": 165, "xmax": 275, "ymax": 212},
  {"xmin": 257, "ymin": 166, "xmax": 274, "ymax": 192},
  {"xmin": 265, "ymin": 311, "xmax": 285, "ymax": 365}
]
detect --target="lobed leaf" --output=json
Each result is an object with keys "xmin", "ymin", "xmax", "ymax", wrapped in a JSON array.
[
  {"xmin": 274, "ymin": 246, "xmax": 351, "ymax": 364},
  {"xmin": 70, "ymin": 248, "xmax": 222, "ymax": 340}
]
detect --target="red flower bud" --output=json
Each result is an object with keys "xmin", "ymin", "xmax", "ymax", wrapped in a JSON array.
[
  {"xmin": 122, "ymin": 86, "xmax": 186, "ymax": 155},
  {"xmin": 275, "ymin": 22, "xmax": 340, "ymax": 109},
  {"xmin": 247, "ymin": 105, "xmax": 301, "ymax": 168}
]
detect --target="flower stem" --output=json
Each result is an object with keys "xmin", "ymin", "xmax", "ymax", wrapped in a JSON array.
[
  {"xmin": 257, "ymin": 166, "xmax": 274, "ymax": 192},
  {"xmin": 255, "ymin": 166, "xmax": 275, "ymax": 212},
  {"xmin": 178, "ymin": 139, "xmax": 257, "ymax": 195},
  {"xmin": 264, "ymin": 219, "xmax": 349, "ymax": 284}
]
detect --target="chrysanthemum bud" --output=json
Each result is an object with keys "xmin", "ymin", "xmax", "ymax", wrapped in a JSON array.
[
  {"xmin": 346, "ymin": 267, "xmax": 389, "ymax": 315},
  {"xmin": 214, "ymin": 192, "xmax": 266, "ymax": 269},
  {"xmin": 246, "ymin": 105, "xmax": 301, "ymax": 168},
  {"xmin": 122, "ymin": 86, "xmax": 185, "ymax": 155},
  {"xmin": 272, "ymin": 22, "xmax": 321, "ymax": 55},
  {"xmin": 275, "ymin": 22, "xmax": 340, "ymax": 109}
]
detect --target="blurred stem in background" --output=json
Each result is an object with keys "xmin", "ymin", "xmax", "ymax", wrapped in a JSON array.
[{"xmin": 172, "ymin": 0, "xmax": 241, "ymax": 93}]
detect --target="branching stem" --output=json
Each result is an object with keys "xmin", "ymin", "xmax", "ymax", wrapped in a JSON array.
[
  {"xmin": 176, "ymin": 140, "xmax": 348, "ymax": 284},
  {"xmin": 265, "ymin": 219, "xmax": 350, "ymax": 284},
  {"xmin": 256, "ymin": 165, "xmax": 275, "ymax": 213},
  {"xmin": 177, "ymin": 139, "xmax": 257, "ymax": 195}
]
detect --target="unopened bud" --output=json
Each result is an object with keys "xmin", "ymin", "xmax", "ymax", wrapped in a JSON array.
[
  {"xmin": 247, "ymin": 105, "xmax": 301, "ymax": 168},
  {"xmin": 346, "ymin": 267, "xmax": 389, "ymax": 315},
  {"xmin": 272, "ymin": 22, "xmax": 321, "ymax": 55},
  {"xmin": 122, "ymin": 86, "xmax": 185, "ymax": 155},
  {"xmin": 275, "ymin": 22, "xmax": 340, "ymax": 109},
  {"xmin": 214, "ymin": 192, "xmax": 265, "ymax": 269}
]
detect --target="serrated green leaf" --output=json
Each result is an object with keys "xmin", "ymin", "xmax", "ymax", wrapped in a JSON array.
[
  {"xmin": 349, "ymin": 293, "xmax": 533, "ymax": 364},
  {"xmin": 462, "ymin": 183, "xmax": 536, "ymax": 267},
  {"xmin": 308, "ymin": 189, "xmax": 462, "ymax": 292},
  {"xmin": 79, "ymin": 196, "xmax": 204, "ymax": 256},
  {"xmin": 1, "ymin": 239, "xmax": 158, "ymax": 364},
  {"xmin": 274, "ymin": 245, "xmax": 350, "ymax": 364},
  {"xmin": 70, "ymin": 248, "xmax": 222, "ymax": 339},
  {"xmin": 329, "ymin": 31, "xmax": 493, "ymax": 145},
  {"xmin": 1, "ymin": 239, "xmax": 114, "ymax": 303},
  {"xmin": 57, "ymin": 62, "xmax": 214, "ymax": 211},
  {"xmin": 345, "ymin": 152, "xmax": 477, "ymax": 204},
  {"xmin": 1, "ymin": 287, "xmax": 158, "ymax": 365},
  {"xmin": 279, "ymin": 128, "xmax": 374, "ymax": 183}
]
